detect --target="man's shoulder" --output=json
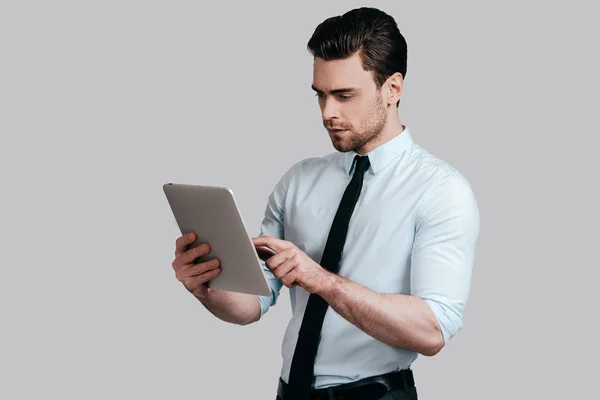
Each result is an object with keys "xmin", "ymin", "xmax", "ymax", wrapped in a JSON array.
[
  {"xmin": 406, "ymin": 143, "xmax": 478, "ymax": 216},
  {"xmin": 407, "ymin": 142, "xmax": 471, "ymax": 186},
  {"xmin": 409, "ymin": 143, "xmax": 455, "ymax": 174}
]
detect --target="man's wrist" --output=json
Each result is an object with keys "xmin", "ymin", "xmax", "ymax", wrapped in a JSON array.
[
  {"xmin": 196, "ymin": 287, "xmax": 218, "ymax": 303},
  {"xmin": 313, "ymin": 270, "xmax": 338, "ymax": 295}
]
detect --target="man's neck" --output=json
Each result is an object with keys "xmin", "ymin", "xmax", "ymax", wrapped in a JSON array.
[{"xmin": 357, "ymin": 116, "xmax": 405, "ymax": 155}]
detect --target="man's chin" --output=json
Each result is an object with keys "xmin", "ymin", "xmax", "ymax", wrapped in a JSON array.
[
  {"xmin": 331, "ymin": 140, "xmax": 354, "ymax": 153},
  {"xmin": 330, "ymin": 132, "xmax": 362, "ymax": 153}
]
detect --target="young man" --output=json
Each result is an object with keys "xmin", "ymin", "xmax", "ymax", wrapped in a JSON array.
[{"xmin": 171, "ymin": 7, "xmax": 480, "ymax": 400}]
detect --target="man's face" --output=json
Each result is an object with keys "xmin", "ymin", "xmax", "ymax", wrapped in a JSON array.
[{"xmin": 312, "ymin": 53, "xmax": 388, "ymax": 154}]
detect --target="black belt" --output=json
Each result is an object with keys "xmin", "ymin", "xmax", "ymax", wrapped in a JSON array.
[{"xmin": 277, "ymin": 369, "xmax": 415, "ymax": 400}]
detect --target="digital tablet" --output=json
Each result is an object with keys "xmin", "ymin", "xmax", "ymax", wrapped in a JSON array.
[{"xmin": 163, "ymin": 183, "xmax": 273, "ymax": 297}]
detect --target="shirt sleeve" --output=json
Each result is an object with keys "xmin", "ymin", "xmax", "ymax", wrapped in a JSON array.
[
  {"xmin": 256, "ymin": 164, "xmax": 298, "ymax": 317},
  {"xmin": 410, "ymin": 172, "xmax": 480, "ymax": 343}
]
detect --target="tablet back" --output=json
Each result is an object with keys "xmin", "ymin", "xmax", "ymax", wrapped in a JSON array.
[{"xmin": 163, "ymin": 183, "xmax": 271, "ymax": 297}]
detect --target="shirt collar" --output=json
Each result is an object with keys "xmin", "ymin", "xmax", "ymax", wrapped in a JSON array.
[{"xmin": 340, "ymin": 125, "xmax": 413, "ymax": 175}]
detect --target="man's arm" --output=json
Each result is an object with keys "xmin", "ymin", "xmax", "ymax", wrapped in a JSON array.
[
  {"xmin": 197, "ymin": 289, "xmax": 262, "ymax": 325},
  {"xmin": 314, "ymin": 274, "xmax": 444, "ymax": 356},
  {"xmin": 171, "ymin": 234, "xmax": 263, "ymax": 326},
  {"xmin": 315, "ymin": 173, "xmax": 480, "ymax": 356}
]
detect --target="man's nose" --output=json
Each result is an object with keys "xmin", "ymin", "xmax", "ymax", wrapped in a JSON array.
[{"xmin": 321, "ymin": 98, "xmax": 339, "ymax": 121}]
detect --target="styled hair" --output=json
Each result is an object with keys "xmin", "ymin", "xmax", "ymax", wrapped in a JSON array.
[{"xmin": 307, "ymin": 7, "xmax": 408, "ymax": 106}]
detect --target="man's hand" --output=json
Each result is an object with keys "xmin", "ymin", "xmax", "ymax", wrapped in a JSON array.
[
  {"xmin": 251, "ymin": 236, "xmax": 331, "ymax": 293},
  {"xmin": 172, "ymin": 232, "xmax": 222, "ymax": 299}
]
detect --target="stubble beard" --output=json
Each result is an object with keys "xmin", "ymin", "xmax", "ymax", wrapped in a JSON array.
[{"xmin": 330, "ymin": 96, "xmax": 388, "ymax": 154}]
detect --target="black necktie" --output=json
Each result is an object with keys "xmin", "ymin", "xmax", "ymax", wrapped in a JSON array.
[{"xmin": 286, "ymin": 154, "xmax": 371, "ymax": 399}]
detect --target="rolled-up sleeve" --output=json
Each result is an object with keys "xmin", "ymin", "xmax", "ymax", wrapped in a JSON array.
[{"xmin": 410, "ymin": 172, "xmax": 480, "ymax": 343}]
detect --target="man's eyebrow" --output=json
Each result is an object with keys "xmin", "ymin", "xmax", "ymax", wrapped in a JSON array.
[{"xmin": 311, "ymin": 84, "xmax": 359, "ymax": 94}]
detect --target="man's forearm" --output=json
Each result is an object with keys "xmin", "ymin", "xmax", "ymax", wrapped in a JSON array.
[
  {"xmin": 314, "ymin": 273, "xmax": 444, "ymax": 356},
  {"xmin": 198, "ymin": 289, "xmax": 261, "ymax": 326}
]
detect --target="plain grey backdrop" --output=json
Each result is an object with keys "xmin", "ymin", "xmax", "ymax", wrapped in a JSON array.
[{"xmin": 1, "ymin": 0, "xmax": 598, "ymax": 399}]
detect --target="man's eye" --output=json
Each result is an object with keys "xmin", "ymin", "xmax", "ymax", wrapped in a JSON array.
[{"xmin": 314, "ymin": 93, "xmax": 351, "ymax": 100}]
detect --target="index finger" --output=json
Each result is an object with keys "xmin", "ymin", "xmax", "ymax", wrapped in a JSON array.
[
  {"xmin": 175, "ymin": 232, "xmax": 196, "ymax": 257},
  {"xmin": 251, "ymin": 236, "xmax": 288, "ymax": 253}
]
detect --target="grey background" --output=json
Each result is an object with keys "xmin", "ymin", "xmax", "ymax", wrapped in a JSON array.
[{"xmin": 1, "ymin": 0, "xmax": 597, "ymax": 399}]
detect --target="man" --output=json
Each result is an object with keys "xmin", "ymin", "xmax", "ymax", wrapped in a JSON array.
[{"xmin": 171, "ymin": 7, "xmax": 480, "ymax": 400}]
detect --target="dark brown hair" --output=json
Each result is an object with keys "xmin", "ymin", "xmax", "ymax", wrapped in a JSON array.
[{"xmin": 307, "ymin": 7, "xmax": 408, "ymax": 106}]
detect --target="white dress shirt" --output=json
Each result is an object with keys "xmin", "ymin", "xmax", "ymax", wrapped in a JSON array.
[{"xmin": 257, "ymin": 126, "xmax": 480, "ymax": 389}]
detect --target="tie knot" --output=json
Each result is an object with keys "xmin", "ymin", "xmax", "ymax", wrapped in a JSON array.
[{"xmin": 353, "ymin": 155, "xmax": 370, "ymax": 175}]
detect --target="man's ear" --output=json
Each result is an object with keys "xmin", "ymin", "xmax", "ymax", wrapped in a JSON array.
[{"xmin": 385, "ymin": 72, "xmax": 404, "ymax": 106}]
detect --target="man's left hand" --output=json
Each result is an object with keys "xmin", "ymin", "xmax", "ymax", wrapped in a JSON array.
[{"xmin": 252, "ymin": 236, "xmax": 331, "ymax": 293}]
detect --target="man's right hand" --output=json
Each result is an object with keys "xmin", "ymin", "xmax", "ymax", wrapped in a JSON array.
[{"xmin": 172, "ymin": 232, "xmax": 222, "ymax": 299}]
